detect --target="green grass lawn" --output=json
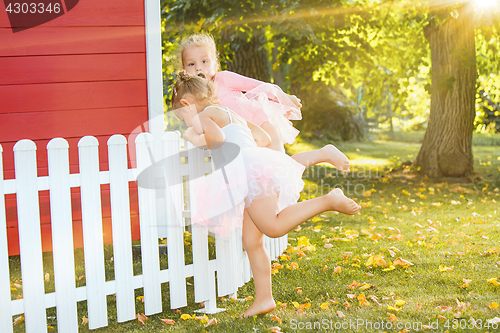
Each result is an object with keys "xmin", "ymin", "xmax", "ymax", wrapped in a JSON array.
[{"xmin": 9, "ymin": 136, "xmax": 500, "ymax": 332}]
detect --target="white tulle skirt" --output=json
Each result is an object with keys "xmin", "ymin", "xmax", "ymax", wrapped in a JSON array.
[{"xmin": 192, "ymin": 146, "xmax": 305, "ymax": 236}]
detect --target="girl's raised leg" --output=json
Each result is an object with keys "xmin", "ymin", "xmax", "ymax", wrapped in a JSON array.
[
  {"xmin": 261, "ymin": 122, "xmax": 350, "ymax": 171},
  {"xmin": 241, "ymin": 210, "xmax": 276, "ymax": 317},
  {"xmin": 291, "ymin": 145, "xmax": 350, "ymax": 171},
  {"xmin": 247, "ymin": 188, "xmax": 360, "ymax": 238}
]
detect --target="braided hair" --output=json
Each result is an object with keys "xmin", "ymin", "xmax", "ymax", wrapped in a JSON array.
[{"xmin": 171, "ymin": 71, "xmax": 218, "ymax": 110}]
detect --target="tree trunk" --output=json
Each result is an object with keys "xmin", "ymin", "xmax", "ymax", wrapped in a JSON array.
[
  {"xmin": 413, "ymin": 5, "xmax": 476, "ymax": 178},
  {"xmin": 222, "ymin": 29, "xmax": 270, "ymax": 82}
]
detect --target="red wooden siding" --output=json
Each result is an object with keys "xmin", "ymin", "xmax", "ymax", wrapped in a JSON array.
[
  {"xmin": 0, "ymin": 0, "xmax": 149, "ymax": 256},
  {"xmin": 0, "ymin": 53, "xmax": 147, "ymax": 85}
]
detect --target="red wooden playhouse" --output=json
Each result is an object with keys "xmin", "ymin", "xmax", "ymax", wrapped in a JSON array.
[{"xmin": 0, "ymin": 0, "xmax": 165, "ymax": 256}]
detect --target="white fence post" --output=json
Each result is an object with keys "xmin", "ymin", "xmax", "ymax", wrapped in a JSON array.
[
  {"xmin": 135, "ymin": 133, "xmax": 162, "ymax": 315},
  {"xmin": 215, "ymin": 234, "xmax": 232, "ymax": 297},
  {"xmin": 0, "ymin": 144, "xmax": 13, "ymax": 333},
  {"xmin": 47, "ymin": 138, "xmax": 78, "ymax": 333},
  {"xmin": 162, "ymin": 132, "xmax": 187, "ymax": 309},
  {"xmin": 78, "ymin": 136, "xmax": 108, "ymax": 329},
  {"xmin": 186, "ymin": 142, "xmax": 211, "ymax": 303},
  {"xmin": 14, "ymin": 140, "xmax": 47, "ymax": 333},
  {"xmin": 108, "ymin": 135, "xmax": 136, "ymax": 322}
]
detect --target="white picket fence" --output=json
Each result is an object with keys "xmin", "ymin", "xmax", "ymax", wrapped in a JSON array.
[{"xmin": 0, "ymin": 132, "xmax": 288, "ymax": 332}]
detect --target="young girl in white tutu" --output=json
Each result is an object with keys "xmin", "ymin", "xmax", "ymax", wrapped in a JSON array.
[
  {"xmin": 172, "ymin": 71, "xmax": 361, "ymax": 317},
  {"xmin": 178, "ymin": 33, "xmax": 351, "ymax": 172}
]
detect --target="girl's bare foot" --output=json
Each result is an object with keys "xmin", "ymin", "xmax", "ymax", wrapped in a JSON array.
[
  {"xmin": 322, "ymin": 144, "xmax": 350, "ymax": 172},
  {"xmin": 326, "ymin": 188, "xmax": 361, "ymax": 215},
  {"xmin": 240, "ymin": 297, "xmax": 276, "ymax": 318}
]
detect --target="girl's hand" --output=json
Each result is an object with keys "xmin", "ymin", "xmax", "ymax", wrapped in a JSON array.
[
  {"xmin": 184, "ymin": 126, "xmax": 208, "ymax": 147},
  {"xmin": 184, "ymin": 127, "xmax": 197, "ymax": 142},
  {"xmin": 288, "ymin": 95, "xmax": 302, "ymax": 108}
]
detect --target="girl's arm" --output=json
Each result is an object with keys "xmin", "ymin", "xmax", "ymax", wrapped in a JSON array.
[
  {"xmin": 246, "ymin": 121, "xmax": 271, "ymax": 147},
  {"xmin": 216, "ymin": 70, "xmax": 263, "ymax": 91},
  {"xmin": 217, "ymin": 71, "xmax": 302, "ymax": 112},
  {"xmin": 198, "ymin": 112, "xmax": 225, "ymax": 149},
  {"xmin": 183, "ymin": 127, "xmax": 207, "ymax": 147}
]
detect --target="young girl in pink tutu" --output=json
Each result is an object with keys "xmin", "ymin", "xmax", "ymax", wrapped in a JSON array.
[
  {"xmin": 172, "ymin": 71, "xmax": 361, "ymax": 317},
  {"xmin": 178, "ymin": 33, "xmax": 351, "ymax": 172}
]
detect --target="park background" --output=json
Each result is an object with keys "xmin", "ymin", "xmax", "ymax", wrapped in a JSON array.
[{"xmin": 8, "ymin": 0, "xmax": 500, "ymax": 332}]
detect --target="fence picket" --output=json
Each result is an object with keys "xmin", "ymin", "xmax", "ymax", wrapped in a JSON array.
[
  {"xmin": 229, "ymin": 229, "xmax": 242, "ymax": 295},
  {"xmin": 135, "ymin": 133, "xmax": 162, "ymax": 315},
  {"xmin": 0, "ymin": 144, "xmax": 13, "ymax": 333},
  {"xmin": 78, "ymin": 136, "xmax": 108, "ymax": 329},
  {"xmin": 242, "ymin": 250, "xmax": 252, "ymax": 283},
  {"xmin": 162, "ymin": 132, "xmax": 187, "ymax": 309},
  {"xmin": 235, "ymin": 228, "xmax": 246, "ymax": 288},
  {"xmin": 13, "ymin": 140, "xmax": 47, "ymax": 333},
  {"xmin": 108, "ymin": 135, "xmax": 136, "ymax": 322},
  {"xmin": 186, "ymin": 142, "xmax": 211, "ymax": 303},
  {"xmin": 215, "ymin": 233, "xmax": 234, "ymax": 297},
  {"xmin": 47, "ymin": 138, "xmax": 78, "ymax": 333},
  {"xmin": 281, "ymin": 235, "xmax": 288, "ymax": 256}
]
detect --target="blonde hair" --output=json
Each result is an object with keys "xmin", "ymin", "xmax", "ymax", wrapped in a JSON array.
[
  {"xmin": 178, "ymin": 33, "xmax": 220, "ymax": 72},
  {"xmin": 172, "ymin": 71, "xmax": 218, "ymax": 110}
]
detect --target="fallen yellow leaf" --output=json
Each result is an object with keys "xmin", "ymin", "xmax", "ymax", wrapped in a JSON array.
[
  {"xmin": 369, "ymin": 233, "xmax": 385, "ymax": 240},
  {"xmin": 204, "ymin": 318, "xmax": 217, "ymax": 327},
  {"xmin": 136, "ymin": 313, "xmax": 147, "ymax": 325},
  {"xmin": 487, "ymin": 278, "xmax": 500, "ymax": 286},
  {"xmin": 359, "ymin": 283, "xmax": 372, "ymax": 291},
  {"xmin": 271, "ymin": 315, "xmax": 282, "ymax": 324},
  {"xmin": 297, "ymin": 236, "xmax": 311, "ymax": 248},
  {"xmin": 439, "ymin": 265, "xmax": 454, "ymax": 272},
  {"xmin": 160, "ymin": 319, "xmax": 175, "ymax": 325},
  {"xmin": 320, "ymin": 302, "xmax": 329, "ymax": 310},
  {"xmin": 393, "ymin": 258, "xmax": 413, "ymax": 267},
  {"xmin": 489, "ymin": 302, "xmax": 499, "ymax": 309},
  {"xmin": 347, "ymin": 280, "xmax": 361, "ymax": 290},
  {"xmin": 13, "ymin": 315, "xmax": 24, "ymax": 326},
  {"xmin": 358, "ymin": 293, "xmax": 370, "ymax": 306}
]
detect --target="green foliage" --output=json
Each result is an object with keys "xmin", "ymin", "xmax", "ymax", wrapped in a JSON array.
[
  {"xmin": 475, "ymin": 74, "xmax": 500, "ymax": 134},
  {"xmin": 161, "ymin": 0, "xmax": 500, "ymax": 137},
  {"xmin": 294, "ymin": 81, "xmax": 363, "ymax": 141}
]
